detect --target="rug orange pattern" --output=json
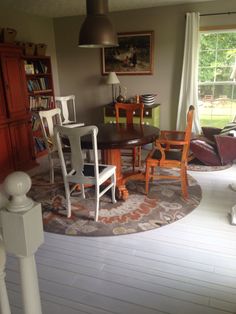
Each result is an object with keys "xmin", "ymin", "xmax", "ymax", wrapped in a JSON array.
[{"xmin": 29, "ymin": 169, "xmax": 202, "ymax": 236}]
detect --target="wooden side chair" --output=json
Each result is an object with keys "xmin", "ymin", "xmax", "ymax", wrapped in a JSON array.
[
  {"xmin": 38, "ymin": 108, "xmax": 64, "ymax": 184},
  {"xmin": 145, "ymin": 105, "xmax": 195, "ymax": 198},
  {"xmin": 55, "ymin": 95, "xmax": 77, "ymax": 125},
  {"xmin": 54, "ymin": 125, "xmax": 116, "ymax": 221},
  {"xmin": 115, "ymin": 102, "xmax": 144, "ymax": 171}
]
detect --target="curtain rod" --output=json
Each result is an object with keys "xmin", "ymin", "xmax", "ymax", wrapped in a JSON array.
[{"xmin": 200, "ymin": 11, "xmax": 236, "ymax": 17}]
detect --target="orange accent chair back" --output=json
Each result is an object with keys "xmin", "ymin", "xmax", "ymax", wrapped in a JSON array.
[
  {"xmin": 115, "ymin": 102, "xmax": 144, "ymax": 124},
  {"xmin": 115, "ymin": 102, "xmax": 144, "ymax": 170}
]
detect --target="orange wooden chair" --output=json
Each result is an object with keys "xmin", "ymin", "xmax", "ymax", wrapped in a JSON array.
[
  {"xmin": 145, "ymin": 105, "xmax": 194, "ymax": 198},
  {"xmin": 115, "ymin": 102, "xmax": 144, "ymax": 171}
]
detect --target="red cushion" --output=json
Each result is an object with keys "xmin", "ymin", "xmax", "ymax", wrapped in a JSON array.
[
  {"xmin": 214, "ymin": 135, "xmax": 236, "ymax": 165},
  {"xmin": 190, "ymin": 139, "xmax": 221, "ymax": 166}
]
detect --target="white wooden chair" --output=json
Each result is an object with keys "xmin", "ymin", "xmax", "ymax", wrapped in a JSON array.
[
  {"xmin": 55, "ymin": 95, "xmax": 77, "ymax": 125},
  {"xmin": 54, "ymin": 125, "xmax": 116, "ymax": 221},
  {"xmin": 38, "ymin": 108, "xmax": 65, "ymax": 184}
]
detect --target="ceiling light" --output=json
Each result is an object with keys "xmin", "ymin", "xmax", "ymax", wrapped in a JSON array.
[{"xmin": 78, "ymin": 0, "xmax": 118, "ymax": 48}]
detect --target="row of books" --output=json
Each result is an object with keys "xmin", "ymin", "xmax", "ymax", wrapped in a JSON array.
[
  {"xmin": 24, "ymin": 60, "xmax": 48, "ymax": 75},
  {"xmin": 27, "ymin": 77, "xmax": 50, "ymax": 92},
  {"xmin": 34, "ymin": 137, "xmax": 46, "ymax": 152},
  {"xmin": 29, "ymin": 96, "xmax": 54, "ymax": 110}
]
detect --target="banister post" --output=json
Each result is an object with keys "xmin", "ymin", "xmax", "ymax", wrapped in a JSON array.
[
  {"xmin": 0, "ymin": 189, "xmax": 11, "ymax": 314},
  {"xmin": 0, "ymin": 171, "xmax": 44, "ymax": 314},
  {"xmin": 0, "ymin": 239, "xmax": 11, "ymax": 314}
]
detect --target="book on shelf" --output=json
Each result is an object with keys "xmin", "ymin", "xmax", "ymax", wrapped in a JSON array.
[
  {"xmin": 24, "ymin": 62, "xmax": 35, "ymax": 74},
  {"xmin": 27, "ymin": 78, "xmax": 50, "ymax": 92},
  {"xmin": 33, "ymin": 60, "xmax": 48, "ymax": 74},
  {"xmin": 39, "ymin": 77, "xmax": 46, "ymax": 90},
  {"xmin": 34, "ymin": 137, "xmax": 46, "ymax": 152},
  {"xmin": 24, "ymin": 59, "xmax": 48, "ymax": 75},
  {"xmin": 29, "ymin": 95, "xmax": 54, "ymax": 110},
  {"xmin": 31, "ymin": 115, "xmax": 41, "ymax": 131}
]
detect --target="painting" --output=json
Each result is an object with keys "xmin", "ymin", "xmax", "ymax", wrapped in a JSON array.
[{"xmin": 101, "ymin": 31, "xmax": 154, "ymax": 75}]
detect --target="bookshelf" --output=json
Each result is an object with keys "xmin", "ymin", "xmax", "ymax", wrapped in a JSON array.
[{"xmin": 24, "ymin": 55, "xmax": 55, "ymax": 157}]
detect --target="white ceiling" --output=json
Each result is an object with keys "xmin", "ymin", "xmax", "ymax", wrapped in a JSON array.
[{"xmin": 1, "ymin": 0, "xmax": 216, "ymax": 18}]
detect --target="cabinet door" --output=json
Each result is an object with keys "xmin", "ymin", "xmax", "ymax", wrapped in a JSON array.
[
  {"xmin": 0, "ymin": 124, "xmax": 14, "ymax": 180},
  {"xmin": 9, "ymin": 120, "xmax": 35, "ymax": 170},
  {"xmin": 0, "ymin": 73, "xmax": 7, "ymax": 123},
  {"xmin": 1, "ymin": 51, "xmax": 28, "ymax": 119}
]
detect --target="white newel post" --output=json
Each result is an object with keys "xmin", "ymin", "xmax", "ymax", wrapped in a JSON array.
[
  {"xmin": 0, "ymin": 239, "xmax": 11, "ymax": 314},
  {"xmin": 0, "ymin": 171, "xmax": 44, "ymax": 314},
  {"xmin": 0, "ymin": 188, "xmax": 11, "ymax": 314}
]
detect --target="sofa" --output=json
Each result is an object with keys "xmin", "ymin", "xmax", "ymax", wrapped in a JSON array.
[{"xmin": 190, "ymin": 123, "xmax": 236, "ymax": 166}]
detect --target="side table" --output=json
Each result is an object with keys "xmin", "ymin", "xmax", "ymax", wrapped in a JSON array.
[{"xmin": 103, "ymin": 103, "xmax": 160, "ymax": 127}]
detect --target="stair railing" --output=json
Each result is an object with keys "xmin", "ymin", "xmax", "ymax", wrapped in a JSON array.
[{"xmin": 0, "ymin": 171, "xmax": 44, "ymax": 314}]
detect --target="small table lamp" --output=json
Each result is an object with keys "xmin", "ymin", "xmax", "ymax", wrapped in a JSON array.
[{"xmin": 106, "ymin": 72, "xmax": 120, "ymax": 104}]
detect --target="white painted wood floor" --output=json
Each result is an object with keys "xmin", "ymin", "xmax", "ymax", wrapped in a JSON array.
[{"xmin": 5, "ymin": 163, "xmax": 236, "ymax": 314}]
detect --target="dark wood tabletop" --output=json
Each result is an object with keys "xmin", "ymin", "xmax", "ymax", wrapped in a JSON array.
[{"xmin": 81, "ymin": 123, "xmax": 160, "ymax": 150}]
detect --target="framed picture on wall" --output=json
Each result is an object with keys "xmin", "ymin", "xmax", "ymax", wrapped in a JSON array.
[{"xmin": 101, "ymin": 31, "xmax": 154, "ymax": 75}]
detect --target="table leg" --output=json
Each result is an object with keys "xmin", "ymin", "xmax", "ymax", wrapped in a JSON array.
[
  {"xmin": 102, "ymin": 148, "xmax": 129, "ymax": 200},
  {"xmin": 102, "ymin": 148, "xmax": 145, "ymax": 200}
]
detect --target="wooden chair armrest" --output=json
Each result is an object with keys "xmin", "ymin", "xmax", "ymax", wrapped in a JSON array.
[
  {"xmin": 160, "ymin": 130, "xmax": 186, "ymax": 138},
  {"xmin": 157, "ymin": 139, "xmax": 188, "ymax": 146}
]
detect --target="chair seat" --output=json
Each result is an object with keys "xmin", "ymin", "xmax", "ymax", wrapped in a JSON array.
[
  {"xmin": 83, "ymin": 164, "xmax": 107, "ymax": 176},
  {"xmin": 151, "ymin": 149, "xmax": 182, "ymax": 162},
  {"xmin": 67, "ymin": 163, "xmax": 116, "ymax": 185},
  {"xmin": 83, "ymin": 164, "xmax": 116, "ymax": 183}
]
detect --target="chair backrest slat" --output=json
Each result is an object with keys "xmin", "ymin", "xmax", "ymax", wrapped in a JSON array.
[
  {"xmin": 38, "ymin": 108, "xmax": 62, "ymax": 153},
  {"xmin": 184, "ymin": 105, "xmax": 195, "ymax": 142},
  {"xmin": 55, "ymin": 125, "xmax": 99, "ymax": 179},
  {"xmin": 115, "ymin": 102, "xmax": 144, "ymax": 124},
  {"xmin": 55, "ymin": 95, "xmax": 76, "ymax": 124}
]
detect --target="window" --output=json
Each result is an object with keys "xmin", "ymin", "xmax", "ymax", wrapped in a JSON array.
[{"xmin": 198, "ymin": 30, "xmax": 236, "ymax": 128}]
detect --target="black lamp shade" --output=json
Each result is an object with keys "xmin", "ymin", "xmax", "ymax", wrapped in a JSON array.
[{"xmin": 78, "ymin": 0, "xmax": 118, "ymax": 48}]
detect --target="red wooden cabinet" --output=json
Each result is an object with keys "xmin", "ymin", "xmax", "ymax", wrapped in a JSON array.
[
  {"xmin": 1, "ymin": 50, "xmax": 29, "ymax": 119},
  {"xmin": 9, "ymin": 120, "xmax": 35, "ymax": 170},
  {"xmin": 0, "ymin": 72, "xmax": 7, "ymax": 123},
  {"xmin": 0, "ymin": 124, "xmax": 14, "ymax": 178},
  {"xmin": 0, "ymin": 44, "xmax": 35, "ymax": 181}
]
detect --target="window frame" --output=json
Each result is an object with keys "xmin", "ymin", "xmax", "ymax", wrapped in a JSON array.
[{"xmin": 198, "ymin": 25, "xmax": 236, "ymax": 127}]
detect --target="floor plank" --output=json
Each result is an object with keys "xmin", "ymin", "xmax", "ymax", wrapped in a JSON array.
[{"xmin": 4, "ymin": 162, "xmax": 236, "ymax": 313}]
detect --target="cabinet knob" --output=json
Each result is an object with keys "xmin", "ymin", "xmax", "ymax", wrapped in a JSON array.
[{"xmin": 145, "ymin": 111, "xmax": 149, "ymax": 116}]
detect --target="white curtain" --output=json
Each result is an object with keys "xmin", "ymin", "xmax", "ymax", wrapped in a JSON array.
[{"xmin": 176, "ymin": 12, "xmax": 201, "ymax": 134}]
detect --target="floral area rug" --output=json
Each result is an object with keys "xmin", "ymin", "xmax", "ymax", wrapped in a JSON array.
[
  {"xmin": 187, "ymin": 159, "xmax": 232, "ymax": 172},
  {"xmin": 29, "ymin": 169, "xmax": 202, "ymax": 237}
]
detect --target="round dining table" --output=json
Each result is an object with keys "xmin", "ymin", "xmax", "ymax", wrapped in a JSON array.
[{"xmin": 82, "ymin": 123, "xmax": 160, "ymax": 200}]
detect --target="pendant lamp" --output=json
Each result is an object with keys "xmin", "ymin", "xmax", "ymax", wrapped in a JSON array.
[{"xmin": 79, "ymin": 0, "xmax": 118, "ymax": 48}]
